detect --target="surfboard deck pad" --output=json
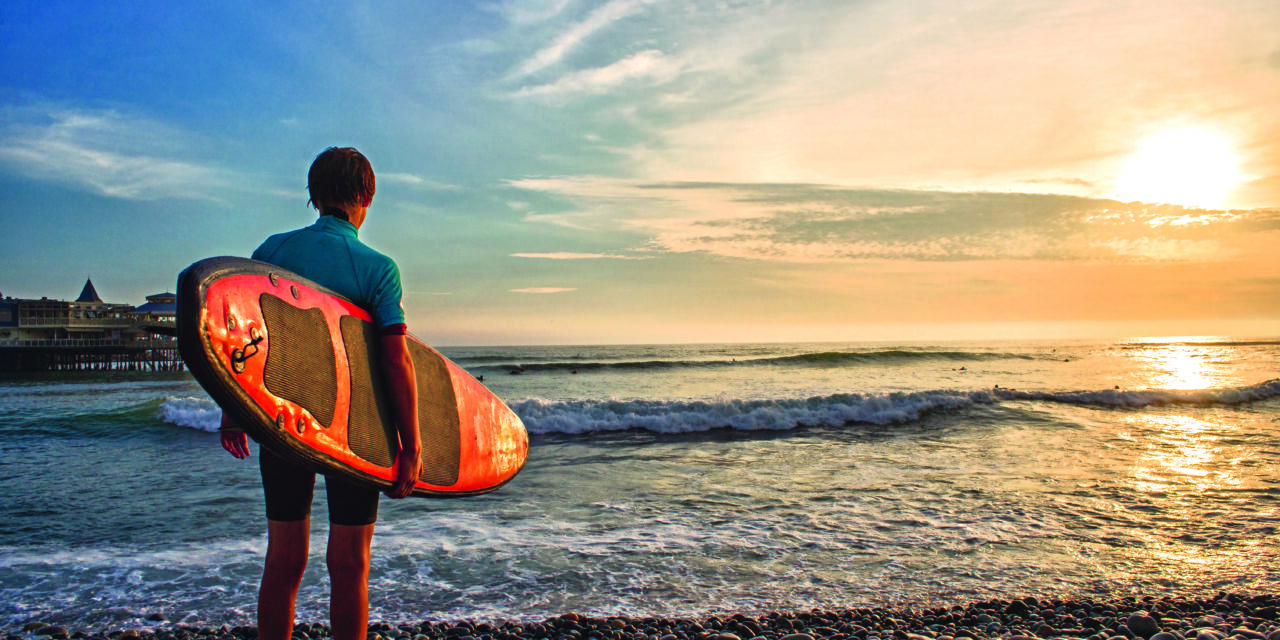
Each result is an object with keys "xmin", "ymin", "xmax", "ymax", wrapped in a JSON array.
[{"xmin": 177, "ymin": 257, "xmax": 527, "ymax": 497}]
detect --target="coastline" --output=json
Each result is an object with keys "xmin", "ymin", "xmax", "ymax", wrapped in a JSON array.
[{"xmin": 10, "ymin": 594, "xmax": 1278, "ymax": 640}]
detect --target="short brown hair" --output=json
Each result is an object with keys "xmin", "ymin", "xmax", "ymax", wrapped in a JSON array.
[{"xmin": 307, "ymin": 147, "xmax": 375, "ymax": 209}]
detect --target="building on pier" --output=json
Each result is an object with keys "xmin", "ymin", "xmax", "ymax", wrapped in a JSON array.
[
  {"xmin": 128, "ymin": 291, "xmax": 177, "ymax": 332},
  {"xmin": 0, "ymin": 278, "xmax": 184, "ymax": 373}
]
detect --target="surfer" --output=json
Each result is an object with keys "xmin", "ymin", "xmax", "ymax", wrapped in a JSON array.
[{"xmin": 217, "ymin": 147, "xmax": 422, "ymax": 640}]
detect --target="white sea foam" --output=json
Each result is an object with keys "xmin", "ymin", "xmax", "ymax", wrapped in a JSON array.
[
  {"xmin": 158, "ymin": 396, "xmax": 222, "ymax": 432},
  {"xmin": 510, "ymin": 390, "xmax": 991, "ymax": 435},
  {"xmin": 0, "ymin": 538, "xmax": 265, "ymax": 627},
  {"xmin": 152, "ymin": 379, "xmax": 1280, "ymax": 437},
  {"xmin": 995, "ymin": 378, "xmax": 1280, "ymax": 407},
  {"xmin": 511, "ymin": 379, "xmax": 1280, "ymax": 435}
]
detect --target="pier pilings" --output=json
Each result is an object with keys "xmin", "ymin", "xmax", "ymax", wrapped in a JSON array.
[{"xmin": 0, "ymin": 340, "xmax": 184, "ymax": 373}]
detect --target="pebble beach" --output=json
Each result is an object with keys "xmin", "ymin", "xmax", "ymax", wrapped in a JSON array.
[{"xmin": 10, "ymin": 595, "xmax": 1280, "ymax": 640}]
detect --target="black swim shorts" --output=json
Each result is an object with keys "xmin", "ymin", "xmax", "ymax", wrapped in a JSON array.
[{"xmin": 259, "ymin": 447, "xmax": 380, "ymax": 526}]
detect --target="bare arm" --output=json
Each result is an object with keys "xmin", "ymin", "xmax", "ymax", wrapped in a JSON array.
[
  {"xmin": 381, "ymin": 333, "xmax": 421, "ymax": 498},
  {"xmin": 219, "ymin": 413, "xmax": 250, "ymax": 459}
]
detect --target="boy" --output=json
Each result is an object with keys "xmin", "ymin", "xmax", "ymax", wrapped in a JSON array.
[{"xmin": 219, "ymin": 147, "xmax": 422, "ymax": 640}]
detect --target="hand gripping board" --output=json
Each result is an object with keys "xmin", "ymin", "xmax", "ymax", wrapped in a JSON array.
[{"xmin": 177, "ymin": 257, "xmax": 528, "ymax": 497}]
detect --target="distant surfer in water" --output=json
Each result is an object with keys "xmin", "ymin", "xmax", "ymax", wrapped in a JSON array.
[{"xmin": 218, "ymin": 147, "xmax": 422, "ymax": 640}]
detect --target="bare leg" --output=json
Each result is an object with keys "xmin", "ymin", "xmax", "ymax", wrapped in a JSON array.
[
  {"xmin": 328, "ymin": 523, "xmax": 375, "ymax": 640},
  {"xmin": 259, "ymin": 519, "xmax": 311, "ymax": 640}
]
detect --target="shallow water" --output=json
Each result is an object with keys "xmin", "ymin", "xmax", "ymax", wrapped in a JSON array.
[{"xmin": 1, "ymin": 338, "xmax": 1278, "ymax": 627}]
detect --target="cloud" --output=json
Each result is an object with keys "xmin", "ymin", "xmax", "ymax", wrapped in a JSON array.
[
  {"xmin": 510, "ymin": 287, "xmax": 577, "ymax": 293},
  {"xmin": 510, "ymin": 175, "xmax": 675, "ymax": 229},
  {"xmin": 487, "ymin": 0, "xmax": 574, "ymax": 24},
  {"xmin": 510, "ymin": 1, "xmax": 1280, "ymax": 208},
  {"xmin": 1017, "ymin": 177, "xmax": 1096, "ymax": 188},
  {"xmin": 511, "ymin": 252, "xmax": 648, "ymax": 260},
  {"xmin": 379, "ymin": 172, "xmax": 463, "ymax": 191},
  {"xmin": 510, "ymin": 178, "xmax": 1279, "ymax": 264},
  {"xmin": 0, "ymin": 107, "xmax": 230, "ymax": 201},
  {"xmin": 520, "ymin": 212, "xmax": 595, "ymax": 230},
  {"xmin": 513, "ymin": 0, "xmax": 654, "ymax": 77},
  {"xmin": 512, "ymin": 50, "xmax": 677, "ymax": 99}
]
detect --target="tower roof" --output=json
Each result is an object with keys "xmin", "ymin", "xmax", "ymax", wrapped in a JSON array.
[{"xmin": 76, "ymin": 278, "xmax": 102, "ymax": 303}]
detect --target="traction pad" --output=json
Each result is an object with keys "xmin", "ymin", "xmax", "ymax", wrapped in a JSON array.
[
  {"xmin": 406, "ymin": 340, "xmax": 462, "ymax": 486},
  {"xmin": 339, "ymin": 316, "xmax": 462, "ymax": 486},
  {"xmin": 340, "ymin": 315, "xmax": 398, "ymax": 468},
  {"xmin": 261, "ymin": 293, "xmax": 337, "ymax": 428}
]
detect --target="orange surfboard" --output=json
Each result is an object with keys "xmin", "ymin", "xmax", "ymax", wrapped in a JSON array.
[{"xmin": 177, "ymin": 257, "xmax": 528, "ymax": 497}]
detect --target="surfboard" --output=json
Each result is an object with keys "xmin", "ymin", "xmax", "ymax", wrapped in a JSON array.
[{"xmin": 176, "ymin": 256, "xmax": 528, "ymax": 497}]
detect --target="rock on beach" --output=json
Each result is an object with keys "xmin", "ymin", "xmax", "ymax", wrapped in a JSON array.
[{"xmin": 7, "ymin": 593, "xmax": 1279, "ymax": 640}]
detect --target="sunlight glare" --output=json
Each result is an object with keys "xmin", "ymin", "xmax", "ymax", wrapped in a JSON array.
[
  {"xmin": 1116, "ymin": 127, "xmax": 1242, "ymax": 209},
  {"xmin": 1125, "ymin": 341, "xmax": 1240, "ymax": 391}
]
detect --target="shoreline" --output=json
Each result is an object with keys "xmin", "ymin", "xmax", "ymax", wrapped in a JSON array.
[{"xmin": 9, "ymin": 594, "xmax": 1277, "ymax": 640}]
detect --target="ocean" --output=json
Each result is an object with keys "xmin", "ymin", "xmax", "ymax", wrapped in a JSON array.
[{"xmin": 1, "ymin": 338, "xmax": 1278, "ymax": 629}]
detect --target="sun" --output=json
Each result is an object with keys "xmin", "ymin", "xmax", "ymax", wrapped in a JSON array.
[{"xmin": 1115, "ymin": 127, "xmax": 1242, "ymax": 209}]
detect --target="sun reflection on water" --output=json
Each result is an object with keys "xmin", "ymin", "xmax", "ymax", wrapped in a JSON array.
[
  {"xmin": 1124, "ymin": 413, "xmax": 1243, "ymax": 494},
  {"xmin": 1121, "ymin": 337, "xmax": 1244, "ymax": 390},
  {"xmin": 1109, "ymin": 403, "xmax": 1264, "ymax": 586}
]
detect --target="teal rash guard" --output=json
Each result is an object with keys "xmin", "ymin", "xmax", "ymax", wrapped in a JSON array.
[{"xmin": 252, "ymin": 215, "xmax": 407, "ymax": 331}]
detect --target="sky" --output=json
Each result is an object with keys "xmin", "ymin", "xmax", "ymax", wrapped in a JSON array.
[{"xmin": 1, "ymin": 0, "xmax": 1279, "ymax": 345}]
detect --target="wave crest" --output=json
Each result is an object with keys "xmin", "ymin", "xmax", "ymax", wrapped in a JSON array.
[
  {"xmin": 158, "ymin": 397, "xmax": 221, "ymax": 432},
  {"xmin": 511, "ymin": 379, "xmax": 1280, "ymax": 435},
  {"xmin": 510, "ymin": 390, "xmax": 990, "ymax": 435},
  {"xmin": 996, "ymin": 379, "xmax": 1280, "ymax": 407},
  {"xmin": 473, "ymin": 349, "xmax": 1034, "ymax": 374},
  {"xmin": 152, "ymin": 379, "xmax": 1280, "ymax": 437}
]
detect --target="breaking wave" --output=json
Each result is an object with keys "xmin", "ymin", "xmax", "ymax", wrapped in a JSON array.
[
  {"xmin": 511, "ymin": 379, "xmax": 1280, "ymax": 435},
  {"xmin": 994, "ymin": 379, "xmax": 1280, "ymax": 407},
  {"xmin": 157, "ymin": 396, "xmax": 221, "ymax": 432},
  {"xmin": 468, "ymin": 349, "xmax": 1035, "ymax": 374},
  {"xmin": 153, "ymin": 379, "xmax": 1280, "ymax": 437}
]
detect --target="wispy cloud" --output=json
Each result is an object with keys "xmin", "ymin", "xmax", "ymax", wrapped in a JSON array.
[
  {"xmin": 521, "ymin": 212, "xmax": 595, "ymax": 230},
  {"xmin": 510, "ymin": 178, "xmax": 1279, "ymax": 264},
  {"xmin": 509, "ymin": 175, "xmax": 673, "ymax": 229},
  {"xmin": 493, "ymin": 1, "xmax": 1280, "ymax": 209},
  {"xmin": 513, "ymin": 0, "xmax": 654, "ymax": 77},
  {"xmin": 511, "ymin": 252, "xmax": 648, "ymax": 260},
  {"xmin": 1018, "ymin": 177, "xmax": 1096, "ymax": 188},
  {"xmin": 511, "ymin": 287, "xmax": 577, "ymax": 293},
  {"xmin": 488, "ymin": 0, "xmax": 574, "ymax": 24},
  {"xmin": 380, "ymin": 172, "xmax": 464, "ymax": 191},
  {"xmin": 0, "ymin": 107, "xmax": 230, "ymax": 201},
  {"xmin": 512, "ymin": 50, "xmax": 677, "ymax": 99}
]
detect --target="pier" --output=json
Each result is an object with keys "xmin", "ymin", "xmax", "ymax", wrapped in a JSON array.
[
  {"xmin": 0, "ymin": 338, "xmax": 183, "ymax": 373},
  {"xmin": 0, "ymin": 279, "xmax": 183, "ymax": 373}
]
